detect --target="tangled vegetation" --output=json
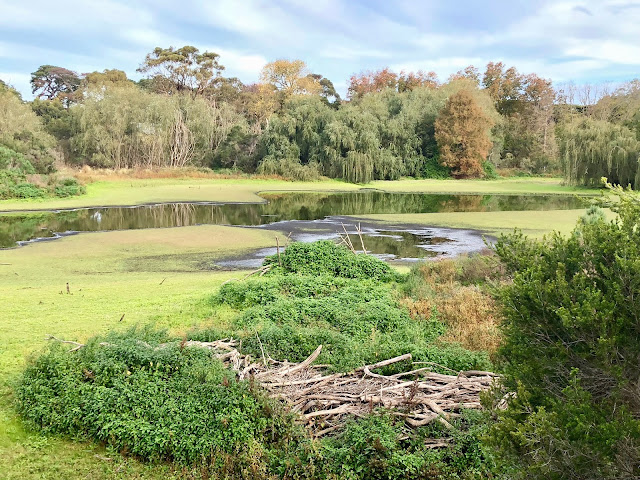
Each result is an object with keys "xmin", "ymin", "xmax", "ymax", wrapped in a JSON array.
[
  {"xmin": 0, "ymin": 82, "xmax": 85, "ymax": 199},
  {"xmin": 6, "ymin": 50, "xmax": 640, "ymax": 187}
]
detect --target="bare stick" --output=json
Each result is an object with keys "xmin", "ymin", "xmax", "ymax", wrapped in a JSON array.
[
  {"xmin": 273, "ymin": 345, "xmax": 323, "ymax": 376},
  {"xmin": 356, "ymin": 223, "xmax": 367, "ymax": 254},
  {"xmin": 45, "ymin": 335, "xmax": 85, "ymax": 352},
  {"xmin": 276, "ymin": 236, "xmax": 282, "ymax": 267},
  {"xmin": 355, "ymin": 353, "xmax": 412, "ymax": 372},
  {"xmin": 256, "ymin": 333, "xmax": 268, "ymax": 367}
]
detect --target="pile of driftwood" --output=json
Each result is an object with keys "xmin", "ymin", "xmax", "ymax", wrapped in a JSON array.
[{"xmin": 47, "ymin": 335, "xmax": 498, "ymax": 438}]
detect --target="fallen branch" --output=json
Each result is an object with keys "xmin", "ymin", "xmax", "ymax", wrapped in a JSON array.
[{"xmin": 46, "ymin": 335, "xmax": 499, "ymax": 436}]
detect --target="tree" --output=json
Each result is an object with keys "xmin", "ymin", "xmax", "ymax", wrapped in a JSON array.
[
  {"xmin": 397, "ymin": 70, "xmax": 439, "ymax": 92},
  {"xmin": 137, "ymin": 46, "xmax": 224, "ymax": 97},
  {"xmin": 0, "ymin": 87, "xmax": 56, "ymax": 172},
  {"xmin": 260, "ymin": 60, "xmax": 321, "ymax": 106},
  {"xmin": 558, "ymin": 117, "xmax": 640, "ymax": 188},
  {"xmin": 309, "ymin": 74, "xmax": 341, "ymax": 107},
  {"xmin": 481, "ymin": 63, "xmax": 558, "ymax": 171},
  {"xmin": 489, "ymin": 185, "xmax": 640, "ymax": 479},
  {"xmin": 82, "ymin": 69, "xmax": 131, "ymax": 88},
  {"xmin": 30, "ymin": 65, "xmax": 81, "ymax": 105},
  {"xmin": 347, "ymin": 67, "xmax": 398, "ymax": 99},
  {"xmin": 448, "ymin": 65, "xmax": 480, "ymax": 86},
  {"xmin": 434, "ymin": 89, "xmax": 494, "ymax": 177},
  {"xmin": 71, "ymin": 84, "xmax": 246, "ymax": 169}
]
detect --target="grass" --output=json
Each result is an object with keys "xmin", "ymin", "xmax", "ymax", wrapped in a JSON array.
[
  {"xmin": 0, "ymin": 225, "xmax": 283, "ymax": 479},
  {"xmin": 0, "ymin": 176, "xmax": 597, "ymax": 212}
]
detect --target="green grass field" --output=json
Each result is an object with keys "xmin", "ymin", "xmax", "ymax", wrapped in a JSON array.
[
  {"xmin": 0, "ymin": 225, "xmax": 285, "ymax": 478},
  {"xmin": 0, "ymin": 176, "xmax": 600, "ymax": 478},
  {"xmin": 0, "ymin": 176, "xmax": 596, "ymax": 212}
]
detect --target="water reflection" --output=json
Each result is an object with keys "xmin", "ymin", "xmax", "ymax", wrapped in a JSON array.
[{"xmin": 0, "ymin": 191, "xmax": 586, "ymax": 248}]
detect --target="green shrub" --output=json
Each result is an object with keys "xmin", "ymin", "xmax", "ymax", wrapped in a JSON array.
[
  {"xmin": 488, "ymin": 185, "xmax": 640, "ymax": 478},
  {"xmin": 53, "ymin": 177, "xmax": 86, "ymax": 197},
  {"xmin": 10, "ymin": 182, "xmax": 46, "ymax": 198},
  {"xmin": 421, "ymin": 155, "xmax": 451, "ymax": 179},
  {"xmin": 211, "ymin": 262, "xmax": 490, "ymax": 373},
  {"xmin": 320, "ymin": 411, "xmax": 498, "ymax": 479},
  {"xmin": 482, "ymin": 160, "xmax": 499, "ymax": 179},
  {"xmin": 265, "ymin": 240, "xmax": 397, "ymax": 281},
  {"xmin": 17, "ymin": 328, "xmax": 303, "ymax": 468}
]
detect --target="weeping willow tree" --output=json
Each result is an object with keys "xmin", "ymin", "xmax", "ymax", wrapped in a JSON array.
[
  {"xmin": 257, "ymin": 81, "xmax": 499, "ymax": 183},
  {"xmin": 559, "ymin": 118, "xmax": 640, "ymax": 188},
  {"xmin": 70, "ymin": 85, "xmax": 246, "ymax": 168}
]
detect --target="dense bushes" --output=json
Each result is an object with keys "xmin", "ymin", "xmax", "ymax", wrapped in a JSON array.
[
  {"xmin": 264, "ymin": 240, "xmax": 397, "ymax": 281},
  {"xmin": 17, "ymin": 328, "xmax": 304, "ymax": 471},
  {"xmin": 208, "ymin": 241, "xmax": 490, "ymax": 373},
  {"xmin": 16, "ymin": 241, "xmax": 503, "ymax": 478},
  {"xmin": 0, "ymin": 145, "xmax": 85, "ymax": 199},
  {"xmin": 18, "ymin": 328, "xmax": 496, "ymax": 478},
  {"xmin": 487, "ymin": 185, "xmax": 640, "ymax": 478}
]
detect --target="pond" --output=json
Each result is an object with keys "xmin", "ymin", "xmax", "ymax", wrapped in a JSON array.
[{"xmin": 0, "ymin": 191, "xmax": 586, "ymax": 263}]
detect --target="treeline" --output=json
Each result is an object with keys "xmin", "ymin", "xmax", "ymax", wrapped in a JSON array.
[{"xmin": 1, "ymin": 46, "xmax": 640, "ymax": 188}]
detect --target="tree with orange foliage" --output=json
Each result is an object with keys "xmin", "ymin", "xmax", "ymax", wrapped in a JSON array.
[
  {"xmin": 397, "ymin": 70, "xmax": 439, "ymax": 92},
  {"xmin": 448, "ymin": 65, "xmax": 481, "ymax": 86},
  {"xmin": 435, "ymin": 89, "xmax": 494, "ymax": 178},
  {"xmin": 347, "ymin": 67, "xmax": 398, "ymax": 99}
]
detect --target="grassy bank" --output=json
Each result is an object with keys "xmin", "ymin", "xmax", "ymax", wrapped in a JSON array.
[
  {"xmin": 0, "ymin": 225, "xmax": 283, "ymax": 479},
  {"xmin": 0, "ymin": 176, "xmax": 596, "ymax": 212}
]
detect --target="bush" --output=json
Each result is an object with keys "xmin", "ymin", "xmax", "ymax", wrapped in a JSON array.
[
  {"xmin": 211, "ymin": 249, "xmax": 491, "ymax": 373},
  {"xmin": 10, "ymin": 182, "xmax": 47, "ymax": 198},
  {"xmin": 265, "ymin": 240, "xmax": 397, "ymax": 281},
  {"xmin": 53, "ymin": 177, "xmax": 86, "ymax": 197},
  {"xmin": 487, "ymin": 184, "xmax": 640, "ymax": 478},
  {"xmin": 17, "ymin": 328, "xmax": 304, "ymax": 470},
  {"xmin": 421, "ymin": 155, "xmax": 451, "ymax": 179},
  {"xmin": 320, "ymin": 411, "xmax": 499, "ymax": 479}
]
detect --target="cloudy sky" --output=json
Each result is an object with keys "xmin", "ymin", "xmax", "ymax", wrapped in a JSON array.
[{"xmin": 1, "ymin": 0, "xmax": 639, "ymax": 98}]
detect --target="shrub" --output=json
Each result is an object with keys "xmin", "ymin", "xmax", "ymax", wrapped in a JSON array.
[
  {"xmin": 17, "ymin": 328, "xmax": 304, "ymax": 469},
  {"xmin": 10, "ymin": 182, "xmax": 47, "ymax": 198},
  {"xmin": 487, "ymin": 185, "xmax": 640, "ymax": 478},
  {"xmin": 53, "ymin": 177, "xmax": 86, "ymax": 197},
  {"xmin": 320, "ymin": 411, "xmax": 499, "ymax": 479},
  {"xmin": 265, "ymin": 240, "xmax": 397, "ymax": 281},
  {"xmin": 212, "ymin": 257, "xmax": 490, "ymax": 373},
  {"xmin": 421, "ymin": 155, "xmax": 451, "ymax": 179}
]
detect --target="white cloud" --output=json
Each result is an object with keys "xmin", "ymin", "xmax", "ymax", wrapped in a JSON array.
[{"xmin": 0, "ymin": 72, "xmax": 32, "ymax": 96}]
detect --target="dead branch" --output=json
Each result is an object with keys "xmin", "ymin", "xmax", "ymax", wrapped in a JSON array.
[{"xmin": 46, "ymin": 335, "xmax": 499, "ymax": 437}]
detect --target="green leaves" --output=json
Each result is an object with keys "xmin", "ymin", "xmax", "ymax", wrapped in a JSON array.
[{"xmin": 490, "ymin": 187, "xmax": 640, "ymax": 478}]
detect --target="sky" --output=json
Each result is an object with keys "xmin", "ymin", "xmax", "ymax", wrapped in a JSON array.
[{"xmin": 1, "ymin": 0, "xmax": 639, "ymax": 99}]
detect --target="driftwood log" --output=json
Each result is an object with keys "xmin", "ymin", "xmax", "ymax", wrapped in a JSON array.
[{"xmin": 46, "ymin": 336, "xmax": 499, "ymax": 437}]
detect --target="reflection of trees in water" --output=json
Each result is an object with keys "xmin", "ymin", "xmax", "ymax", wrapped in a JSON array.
[{"xmin": 1, "ymin": 192, "xmax": 587, "ymax": 247}]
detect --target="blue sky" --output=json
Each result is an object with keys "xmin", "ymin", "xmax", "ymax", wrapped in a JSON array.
[{"xmin": 1, "ymin": 0, "xmax": 639, "ymax": 99}]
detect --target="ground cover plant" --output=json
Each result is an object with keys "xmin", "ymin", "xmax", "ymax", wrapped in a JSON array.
[
  {"xmin": 15, "ymin": 240, "xmax": 500, "ymax": 479},
  {"xmin": 204, "ymin": 241, "xmax": 491, "ymax": 373}
]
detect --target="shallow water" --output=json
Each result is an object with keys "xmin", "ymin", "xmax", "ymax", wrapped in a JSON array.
[{"xmin": 0, "ymin": 191, "xmax": 586, "ymax": 263}]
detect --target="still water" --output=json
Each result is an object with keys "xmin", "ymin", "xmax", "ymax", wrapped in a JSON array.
[{"xmin": 0, "ymin": 191, "xmax": 586, "ymax": 262}]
